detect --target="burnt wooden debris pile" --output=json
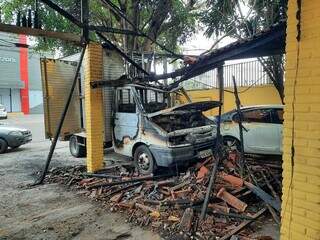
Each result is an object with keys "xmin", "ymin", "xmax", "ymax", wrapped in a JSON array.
[{"xmin": 44, "ymin": 152, "xmax": 282, "ymax": 240}]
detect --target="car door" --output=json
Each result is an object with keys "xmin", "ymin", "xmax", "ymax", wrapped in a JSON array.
[
  {"xmin": 113, "ymin": 87, "xmax": 139, "ymax": 156},
  {"xmin": 234, "ymin": 108, "xmax": 279, "ymax": 154},
  {"xmin": 272, "ymin": 108, "xmax": 284, "ymax": 154}
]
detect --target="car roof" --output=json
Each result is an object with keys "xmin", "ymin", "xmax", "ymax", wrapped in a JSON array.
[
  {"xmin": 240, "ymin": 104, "xmax": 284, "ymax": 110},
  {"xmin": 221, "ymin": 104, "xmax": 284, "ymax": 116}
]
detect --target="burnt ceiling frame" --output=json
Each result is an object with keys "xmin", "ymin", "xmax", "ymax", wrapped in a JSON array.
[
  {"xmin": 145, "ymin": 22, "xmax": 286, "ymax": 89},
  {"xmin": 40, "ymin": 0, "xmax": 143, "ymax": 37}
]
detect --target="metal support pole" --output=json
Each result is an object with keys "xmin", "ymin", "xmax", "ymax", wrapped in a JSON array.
[
  {"xmin": 40, "ymin": 0, "xmax": 82, "ymax": 27},
  {"xmin": 199, "ymin": 63, "xmax": 224, "ymax": 222},
  {"xmin": 163, "ymin": 57, "xmax": 168, "ymax": 86},
  {"xmin": 78, "ymin": 74, "xmax": 84, "ymax": 129},
  {"xmin": 81, "ymin": 0, "xmax": 89, "ymax": 43},
  {"xmin": 217, "ymin": 65, "xmax": 224, "ymax": 113},
  {"xmin": 9, "ymin": 88, "xmax": 12, "ymax": 112},
  {"xmin": 232, "ymin": 76, "xmax": 245, "ymax": 177},
  {"xmin": 34, "ymin": 45, "xmax": 87, "ymax": 185},
  {"xmin": 153, "ymin": 51, "xmax": 156, "ymax": 74},
  {"xmin": 141, "ymin": 52, "xmax": 145, "ymax": 71},
  {"xmin": 34, "ymin": 0, "xmax": 39, "ymax": 29}
]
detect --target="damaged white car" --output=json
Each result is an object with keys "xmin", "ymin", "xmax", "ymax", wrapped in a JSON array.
[{"xmin": 213, "ymin": 105, "xmax": 284, "ymax": 155}]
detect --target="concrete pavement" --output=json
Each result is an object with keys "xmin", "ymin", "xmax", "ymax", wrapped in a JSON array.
[{"xmin": 0, "ymin": 114, "xmax": 160, "ymax": 240}]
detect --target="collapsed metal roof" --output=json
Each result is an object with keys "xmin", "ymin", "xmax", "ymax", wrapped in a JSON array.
[{"xmin": 146, "ymin": 22, "xmax": 286, "ymax": 84}]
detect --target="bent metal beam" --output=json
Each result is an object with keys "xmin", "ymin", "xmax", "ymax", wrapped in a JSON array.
[{"xmin": 0, "ymin": 23, "xmax": 82, "ymax": 44}]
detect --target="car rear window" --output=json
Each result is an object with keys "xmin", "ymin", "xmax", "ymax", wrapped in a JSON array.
[
  {"xmin": 233, "ymin": 109, "xmax": 273, "ymax": 123},
  {"xmin": 273, "ymin": 109, "xmax": 284, "ymax": 124}
]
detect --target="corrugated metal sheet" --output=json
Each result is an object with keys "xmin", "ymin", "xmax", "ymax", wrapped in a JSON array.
[
  {"xmin": 102, "ymin": 49, "xmax": 125, "ymax": 142},
  {"xmin": 40, "ymin": 58, "xmax": 81, "ymax": 139}
]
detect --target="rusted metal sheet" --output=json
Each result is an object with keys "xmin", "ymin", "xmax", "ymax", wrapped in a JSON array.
[{"xmin": 40, "ymin": 58, "xmax": 81, "ymax": 139}]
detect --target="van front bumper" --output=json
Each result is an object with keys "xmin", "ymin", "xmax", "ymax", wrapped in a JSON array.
[{"xmin": 149, "ymin": 140, "xmax": 215, "ymax": 167}]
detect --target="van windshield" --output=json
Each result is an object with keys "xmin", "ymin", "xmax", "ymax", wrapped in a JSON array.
[{"xmin": 136, "ymin": 87, "xmax": 169, "ymax": 113}]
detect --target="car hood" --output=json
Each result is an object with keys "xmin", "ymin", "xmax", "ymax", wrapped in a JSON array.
[
  {"xmin": 147, "ymin": 101, "xmax": 221, "ymax": 117},
  {"xmin": 0, "ymin": 124, "xmax": 29, "ymax": 132}
]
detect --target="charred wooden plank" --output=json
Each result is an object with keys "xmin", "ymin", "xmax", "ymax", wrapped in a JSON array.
[
  {"xmin": 219, "ymin": 208, "xmax": 267, "ymax": 240},
  {"xmin": 87, "ymin": 173, "xmax": 174, "ymax": 189},
  {"xmin": 244, "ymin": 182, "xmax": 281, "ymax": 211}
]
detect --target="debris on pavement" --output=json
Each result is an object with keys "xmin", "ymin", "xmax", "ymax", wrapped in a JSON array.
[
  {"xmin": 43, "ymin": 152, "xmax": 282, "ymax": 240},
  {"xmin": 216, "ymin": 187, "xmax": 247, "ymax": 212}
]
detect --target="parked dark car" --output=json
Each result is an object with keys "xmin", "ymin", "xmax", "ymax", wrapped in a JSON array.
[{"xmin": 0, "ymin": 123, "xmax": 32, "ymax": 153}]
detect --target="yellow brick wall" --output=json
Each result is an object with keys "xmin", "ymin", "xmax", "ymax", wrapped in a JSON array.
[
  {"xmin": 281, "ymin": 1, "xmax": 320, "ymax": 239},
  {"xmin": 84, "ymin": 43, "xmax": 104, "ymax": 173},
  {"xmin": 178, "ymin": 85, "xmax": 282, "ymax": 116}
]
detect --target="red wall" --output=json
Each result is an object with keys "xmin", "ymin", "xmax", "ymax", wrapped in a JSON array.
[{"xmin": 19, "ymin": 35, "xmax": 29, "ymax": 114}]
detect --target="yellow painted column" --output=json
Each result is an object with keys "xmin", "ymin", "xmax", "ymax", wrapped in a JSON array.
[
  {"xmin": 281, "ymin": 1, "xmax": 320, "ymax": 239},
  {"xmin": 84, "ymin": 43, "xmax": 104, "ymax": 173}
]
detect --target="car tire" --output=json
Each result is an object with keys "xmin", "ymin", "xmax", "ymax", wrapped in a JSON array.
[
  {"xmin": 69, "ymin": 135, "xmax": 86, "ymax": 158},
  {"xmin": 223, "ymin": 136, "xmax": 241, "ymax": 152},
  {"xmin": 0, "ymin": 138, "xmax": 8, "ymax": 154},
  {"xmin": 134, "ymin": 145, "xmax": 157, "ymax": 175}
]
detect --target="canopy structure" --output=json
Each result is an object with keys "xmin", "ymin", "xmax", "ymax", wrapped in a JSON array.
[{"xmin": 146, "ymin": 22, "xmax": 286, "ymax": 85}]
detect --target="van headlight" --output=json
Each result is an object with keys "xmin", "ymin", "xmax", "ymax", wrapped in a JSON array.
[
  {"xmin": 9, "ymin": 131, "xmax": 23, "ymax": 136},
  {"xmin": 169, "ymin": 135, "xmax": 187, "ymax": 145}
]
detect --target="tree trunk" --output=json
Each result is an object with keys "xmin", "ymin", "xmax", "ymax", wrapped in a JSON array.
[{"xmin": 142, "ymin": 0, "xmax": 173, "ymax": 52}]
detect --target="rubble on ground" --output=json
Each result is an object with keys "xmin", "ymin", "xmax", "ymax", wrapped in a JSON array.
[{"xmin": 44, "ymin": 151, "xmax": 282, "ymax": 240}]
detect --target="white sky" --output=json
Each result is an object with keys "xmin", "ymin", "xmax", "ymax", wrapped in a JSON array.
[
  {"xmin": 182, "ymin": 31, "xmax": 234, "ymax": 55},
  {"xmin": 182, "ymin": 1, "xmax": 251, "ymax": 56}
]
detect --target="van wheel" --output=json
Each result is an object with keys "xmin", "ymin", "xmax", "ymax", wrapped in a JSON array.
[
  {"xmin": 134, "ymin": 145, "xmax": 156, "ymax": 175},
  {"xmin": 0, "ymin": 138, "xmax": 8, "ymax": 154},
  {"xmin": 69, "ymin": 135, "xmax": 86, "ymax": 158},
  {"xmin": 223, "ymin": 137, "xmax": 241, "ymax": 152}
]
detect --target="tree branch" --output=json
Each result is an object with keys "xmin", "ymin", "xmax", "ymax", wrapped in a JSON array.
[{"xmin": 142, "ymin": 0, "xmax": 173, "ymax": 51}]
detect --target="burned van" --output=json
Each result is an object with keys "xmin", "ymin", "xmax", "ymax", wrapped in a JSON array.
[
  {"xmin": 40, "ymin": 51, "xmax": 220, "ymax": 174},
  {"xmin": 113, "ymin": 84, "xmax": 220, "ymax": 174}
]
